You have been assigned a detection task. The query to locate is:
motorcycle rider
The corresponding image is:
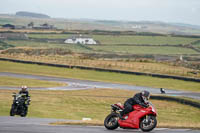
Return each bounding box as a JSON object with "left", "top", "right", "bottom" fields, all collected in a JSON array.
[
  {"left": 119, "top": 90, "right": 150, "bottom": 120},
  {"left": 19, "top": 85, "right": 31, "bottom": 112}
]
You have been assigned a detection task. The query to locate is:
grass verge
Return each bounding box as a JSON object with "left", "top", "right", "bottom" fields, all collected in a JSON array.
[
  {"left": 0, "top": 89, "right": 199, "bottom": 129},
  {"left": 0, "top": 60, "right": 200, "bottom": 92},
  {"left": 0, "top": 76, "right": 66, "bottom": 88}
]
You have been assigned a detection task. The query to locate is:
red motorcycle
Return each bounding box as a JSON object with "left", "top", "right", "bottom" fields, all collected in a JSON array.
[{"left": 104, "top": 102, "right": 157, "bottom": 132}]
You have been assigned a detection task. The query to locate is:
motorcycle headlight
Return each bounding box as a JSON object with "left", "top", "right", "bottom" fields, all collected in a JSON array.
[{"left": 152, "top": 107, "right": 156, "bottom": 113}]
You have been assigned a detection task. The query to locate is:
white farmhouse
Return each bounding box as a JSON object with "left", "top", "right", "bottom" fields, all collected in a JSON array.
[{"left": 64, "top": 35, "right": 97, "bottom": 45}]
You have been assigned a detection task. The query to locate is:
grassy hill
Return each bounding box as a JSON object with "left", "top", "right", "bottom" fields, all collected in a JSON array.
[
  {"left": 16, "top": 11, "right": 50, "bottom": 19},
  {"left": 1, "top": 14, "right": 200, "bottom": 35}
]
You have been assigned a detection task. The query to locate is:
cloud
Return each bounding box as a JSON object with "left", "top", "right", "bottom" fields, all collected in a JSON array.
[{"left": 0, "top": 0, "right": 200, "bottom": 25}]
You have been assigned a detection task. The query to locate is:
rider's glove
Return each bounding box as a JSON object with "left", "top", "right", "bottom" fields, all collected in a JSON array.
[
  {"left": 141, "top": 103, "right": 148, "bottom": 108},
  {"left": 27, "top": 98, "right": 31, "bottom": 105}
]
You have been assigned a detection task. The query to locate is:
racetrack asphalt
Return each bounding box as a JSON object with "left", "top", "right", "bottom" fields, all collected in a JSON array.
[
  {"left": 0, "top": 116, "right": 199, "bottom": 133},
  {"left": 0, "top": 72, "right": 200, "bottom": 99}
]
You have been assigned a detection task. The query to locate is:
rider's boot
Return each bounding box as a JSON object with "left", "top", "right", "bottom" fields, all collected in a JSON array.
[{"left": 119, "top": 111, "right": 125, "bottom": 120}]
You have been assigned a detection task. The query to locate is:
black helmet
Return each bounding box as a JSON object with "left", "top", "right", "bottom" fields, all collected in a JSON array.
[{"left": 141, "top": 90, "right": 150, "bottom": 101}]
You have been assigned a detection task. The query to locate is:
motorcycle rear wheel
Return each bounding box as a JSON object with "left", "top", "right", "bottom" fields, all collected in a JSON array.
[
  {"left": 104, "top": 113, "right": 119, "bottom": 130},
  {"left": 140, "top": 115, "right": 157, "bottom": 132}
]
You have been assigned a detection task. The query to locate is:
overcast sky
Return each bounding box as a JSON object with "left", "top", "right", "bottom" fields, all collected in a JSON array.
[{"left": 1, "top": 0, "right": 200, "bottom": 25}]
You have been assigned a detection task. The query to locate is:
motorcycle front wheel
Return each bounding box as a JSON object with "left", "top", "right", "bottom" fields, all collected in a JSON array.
[
  {"left": 10, "top": 105, "right": 15, "bottom": 116},
  {"left": 104, "top": 113, "right": 119, "bottom": 130},
  {"left": 20, "top": 112, "right": 27, "bottom": 117},
  {"left": 20, "top": 107, "right": 27, "bottom": 117},
  {"left": 140, "top": 115, "right": 157, "bottom": 132}
]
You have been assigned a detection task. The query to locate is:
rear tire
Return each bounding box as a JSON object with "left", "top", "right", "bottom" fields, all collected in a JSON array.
[
  {"left": 140, "top": 115, "right": 157, "bottom": 132},
  {"left": 104, "top": 113, "right": 119, "bottom": 130}
]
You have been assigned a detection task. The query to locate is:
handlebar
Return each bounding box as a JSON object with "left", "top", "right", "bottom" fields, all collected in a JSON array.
[{"left": 12, "top": 93, "right": 26, "bottom": 97}]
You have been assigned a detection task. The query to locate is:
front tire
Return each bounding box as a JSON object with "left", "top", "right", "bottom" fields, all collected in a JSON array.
[
  {"left": 20, "top": 107, "right": 27, "bottom": 117},
  {"left": 20, "top": 111, "right": 27, "bottom": 117},
  {"left": 10, "top": 105, "right": 15, "bottom": 116},
  {"left": 140, "top": 115, "right": 157, "bottom": 132},
  {"left": 104, "top": 113, "right": 119, "bottom": 130}
]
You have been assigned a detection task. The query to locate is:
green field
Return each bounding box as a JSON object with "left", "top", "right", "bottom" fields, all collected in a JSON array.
[
  {"left": 0, "top": 76, "right": 66, "bottom": 87},
  {"left": 0, "top": 60, "right": 200, "bottom": 92},
  {"left": 5, "top": 40, "right": 60, "bottom": 48},
  {"left": 27, "top": 33, "right": 199, "bottom": 45},
  {"left": 5, "top": 33, "right": 200, "bottom": 55},
  {"left": 89, "top": 45, "right": 199, "bottom": 54},
  {"left": 5, "top": 40, "right": 200, "bottom": 55},
  {"left": 92, "top": 35, "right": 199, "bottom": 45},
  {"left": 0, "top": 89, "right": 199, "bottom": 128},
  {"left": 28, "top": 33, "right": 70, "bottom": 39},
  {"left": 5, "top": 40, "right": 93, "bottom": 53}
]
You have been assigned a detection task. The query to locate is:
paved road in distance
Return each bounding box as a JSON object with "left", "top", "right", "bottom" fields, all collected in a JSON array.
[{"left": 0, "top": 72, "right": 200, "bottom": 99}]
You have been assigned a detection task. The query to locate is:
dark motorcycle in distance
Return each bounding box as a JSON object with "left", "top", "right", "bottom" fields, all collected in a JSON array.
[
  {"left": 10, "top": 93, "right": 29, "bottom": 117},
  {"left": 104, "top": 102, "right": 157, "bottom": 132}
]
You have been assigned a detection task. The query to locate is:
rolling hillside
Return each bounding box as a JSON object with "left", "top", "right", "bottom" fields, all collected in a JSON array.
[
  {"left": 0, "top": 14, "right": 200, "bottom": 35},
  {"left": 16, "top": 11, "right": 50, "bottom": 18}
]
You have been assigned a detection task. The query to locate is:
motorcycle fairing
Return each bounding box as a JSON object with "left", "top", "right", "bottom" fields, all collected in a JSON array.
[{"left": 118, "top": 105, "right": 154, "bottom": 129}]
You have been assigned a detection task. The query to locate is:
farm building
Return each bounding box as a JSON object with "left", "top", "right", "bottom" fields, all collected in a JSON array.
[
  {"left": 1, "top": 24, "right": 15, "bottom": 29},
  {"left": 33, "top": 23, "right": 56, "bottom": 30},
  {"left": 1, "top": 24, "right": 26, "bottom": 29},
  {"left": 64, "top": 35, "right": 97, "bottom": 44}
]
